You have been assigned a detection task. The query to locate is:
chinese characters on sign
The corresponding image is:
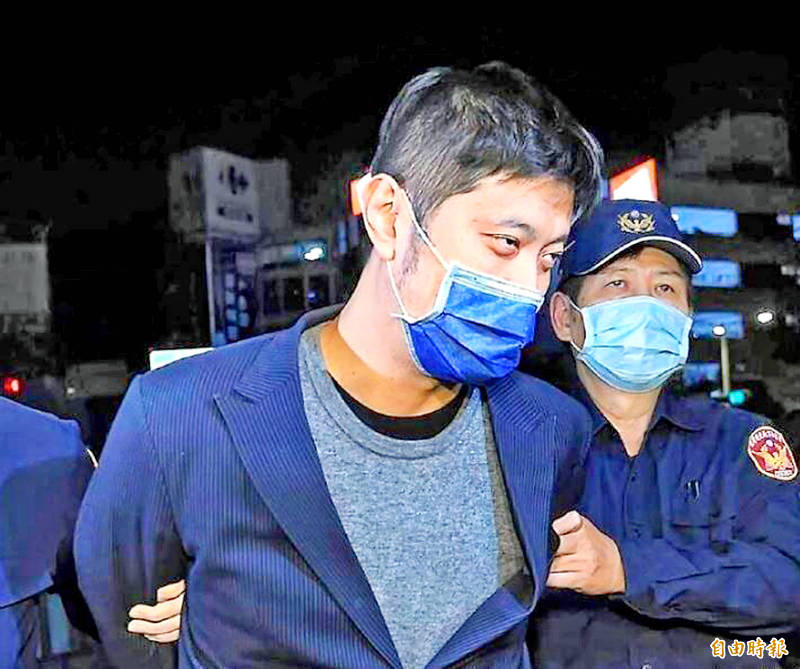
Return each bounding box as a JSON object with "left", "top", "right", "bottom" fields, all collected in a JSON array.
[{"left": 710, "top": 637, "right": 788, "bottom": 659}]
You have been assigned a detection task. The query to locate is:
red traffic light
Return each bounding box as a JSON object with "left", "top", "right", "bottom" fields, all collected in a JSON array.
[{"left": 2, "top": 376, "right": 25, "bottom": 397}]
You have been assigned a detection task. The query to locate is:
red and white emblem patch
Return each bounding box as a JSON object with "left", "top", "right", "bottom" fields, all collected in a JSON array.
[{"left": 747, "top": 426, "right": 797, "bottom": 481}]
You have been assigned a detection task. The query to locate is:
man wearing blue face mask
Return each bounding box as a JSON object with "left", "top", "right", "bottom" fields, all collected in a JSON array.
[
  {"left": 527, "top": 199, "right": 800, "bottom": 668},
  {"left": 75, "top": 62, "right": 605, "bottom": 668}
]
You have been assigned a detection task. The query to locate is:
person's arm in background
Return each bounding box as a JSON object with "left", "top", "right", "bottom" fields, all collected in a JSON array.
[
  {"left": 51, "top": 438, "right": 98, "bottom": 640},
  {"left": 0, "top": 414, "right": 95, "bottom": 667},
  {"left": 74, "top": 376, "right": 187, "bottom": 667}
]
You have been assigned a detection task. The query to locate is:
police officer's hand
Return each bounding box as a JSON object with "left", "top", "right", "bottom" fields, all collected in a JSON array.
[
  {"left": 546, "top": 511, "right": 626, "bottom": 596},
  {"left": 126, "top": 579, "right": 186, "bottom": 643}
]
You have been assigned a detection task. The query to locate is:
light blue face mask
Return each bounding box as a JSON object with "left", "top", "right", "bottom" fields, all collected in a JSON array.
[
  {"left": 358, "top": 174, "right": 545, "bottom": 385},
  {"left": 569, "top": 295, "right": 693, "bottom": 393}
]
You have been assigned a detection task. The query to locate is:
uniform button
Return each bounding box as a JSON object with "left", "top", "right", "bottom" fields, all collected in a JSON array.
[{"left": 632, "top": 528, "right": 642, "bottom": 538}]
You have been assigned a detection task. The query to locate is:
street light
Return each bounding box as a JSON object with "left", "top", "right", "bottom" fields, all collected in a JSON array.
[
  {"left": 303, "top": 246, "right": 325, "bottom": 262},
  {"left": 712, "top": 325, "right": 731, "bottom": 396},
  {"left": 755, "top": 309, "right": 775, "bottom": 326}
]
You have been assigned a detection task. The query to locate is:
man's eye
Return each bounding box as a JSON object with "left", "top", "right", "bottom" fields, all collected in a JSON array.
[
  {"left": 606, "top": 279, "right": 625, "bottom": 288},
  {"left": 490, "top": 235, "right": 520, "bottom": 255},
  {"left": 542, "top": 252, "right": 563, "bottom": 270},
  {"left": 657, "top": 284, "right": 675, "bottom": 293}
]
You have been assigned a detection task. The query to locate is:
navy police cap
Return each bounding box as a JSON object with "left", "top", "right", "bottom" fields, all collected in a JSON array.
[{"left": 559, "top": 199, "right": 703, "bottom": 278}]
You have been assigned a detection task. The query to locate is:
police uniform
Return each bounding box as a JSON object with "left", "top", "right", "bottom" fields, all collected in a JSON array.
[
  {"left": 530, "top": 382, "right": 800, "bottom": 668},
  {"left": 527, "top": 200, "right": 800, "bottom": 668},
  {"left": 0, "top": 396, "right": 96, "bottom": 667}
]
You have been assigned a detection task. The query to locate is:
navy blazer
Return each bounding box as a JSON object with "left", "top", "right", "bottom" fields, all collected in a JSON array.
[
  {"left": 75, "top": 308, "right": 592, "bottom": 668},
  {"left": 0, "top": 397, "right": 94, "bottom": 668}
]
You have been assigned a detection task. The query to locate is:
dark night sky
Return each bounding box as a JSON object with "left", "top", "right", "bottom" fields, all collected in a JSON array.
[{"left": 0, "top": 28, "right": 797, "bottom": 368}]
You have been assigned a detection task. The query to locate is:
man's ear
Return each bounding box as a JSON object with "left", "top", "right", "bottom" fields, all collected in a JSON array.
[
  {"left": 361, "top": 175, "right": 404, "bottom": 261},
  {"left": 550, "top": 291, "right": 577, "bottom": 344}
]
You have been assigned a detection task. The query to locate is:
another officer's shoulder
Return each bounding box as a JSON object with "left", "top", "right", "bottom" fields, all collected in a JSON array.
[{"left": 0, "top": 396, "right": 85, "bottom": 467}]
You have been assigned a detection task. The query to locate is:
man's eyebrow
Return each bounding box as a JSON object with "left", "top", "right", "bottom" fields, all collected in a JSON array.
[
  {"left": 597, "top": 266, "right": 634, "bottom": 275},
  {"left": 654, "top": 269, "right": 686, "bottom": 279},
  {"left": 545, "top": 234, "right": 569, "bottom": 248},
  {"left": 490, "top": 218, "right": 537, "bottom": 240}
]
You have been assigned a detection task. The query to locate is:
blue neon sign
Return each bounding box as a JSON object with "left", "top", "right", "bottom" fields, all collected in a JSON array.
[
  {"left": 691, "top": 311, "right": 745, "bottom": 339},
  {"left": 683, "top": 362, "right": 721, "bottom": 387},
  {"left": 691, "top": 259, "right": 741, "bottom": 288},
  {"left": 671, "top": 206, "right": 738, "bottom": 237}
]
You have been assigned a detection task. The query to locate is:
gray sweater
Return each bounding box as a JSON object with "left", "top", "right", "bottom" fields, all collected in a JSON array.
[{"left": 298, "top": 325, "right": 524, "bottom": 668}]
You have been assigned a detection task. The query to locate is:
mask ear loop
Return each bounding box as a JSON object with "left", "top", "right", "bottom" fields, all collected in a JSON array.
[
  {"left": 385, "top": 175, "right": 449, "bottom": 270},
  {"left": 357, "top": 172, "right": 420, "bottom": 322},
  {"left": 564, "top": 295, "right": 587, "bottom": 355},
  {"left": 362, "top": 172, "right": 451, "bottom": 322},
  {"left": 386, "top": 256, "right": 412, "bottom": 321}
]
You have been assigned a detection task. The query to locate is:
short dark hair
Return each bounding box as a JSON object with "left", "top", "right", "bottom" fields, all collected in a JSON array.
[
  {"left": 556, "top": 246, "right": 693, "bottom": 307},
  {"left": 370, "top": 61, "right": 604, "bottom": 227}
]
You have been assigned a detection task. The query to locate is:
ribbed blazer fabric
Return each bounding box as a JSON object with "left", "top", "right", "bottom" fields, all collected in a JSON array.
[{"left": 75, "top": 307, "right": 592, "bottom": 668}]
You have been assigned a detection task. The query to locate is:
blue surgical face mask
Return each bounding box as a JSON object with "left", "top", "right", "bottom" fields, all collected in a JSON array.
[
  {"left": 361, "top": 175, "right": 545, "bottom": 385},
  {"left": 569, "top": 295, "right": 693, "bottom": 393}
]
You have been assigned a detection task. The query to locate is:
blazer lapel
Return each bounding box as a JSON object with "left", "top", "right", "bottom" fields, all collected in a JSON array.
[
  {"left": 429, "top": 374, "right": 556, "bottom": 667},
  {"left": 485, "top": 373, "right": 555, "bottom": 606},
  {"left": 214, "top": 314, "right": 401, "bottom": 669}
]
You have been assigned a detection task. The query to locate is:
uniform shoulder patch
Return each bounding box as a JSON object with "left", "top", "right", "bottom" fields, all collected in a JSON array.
[{"left": 747, "top": 426, "right": 797, "bottom": 481}]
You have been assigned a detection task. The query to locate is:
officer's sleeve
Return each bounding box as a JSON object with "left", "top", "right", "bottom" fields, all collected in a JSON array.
[
  {"left": 74, "top": 375, "right": 185, "bottom": 667},
  {"left": 50, "top": 427, "right": 99, "bottom": 639},
  {"left": 616, "top": 424, "right": 800, "bottom": 633},
  {"left": 0, "top": 416, "right": 95, "bottom": 662}
]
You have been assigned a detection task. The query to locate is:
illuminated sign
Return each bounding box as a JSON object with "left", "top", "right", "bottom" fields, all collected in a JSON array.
[
  {"left": 149, "top": 348, "right": 213, "bottom": 371},
  {"left": 794, "top": 214, "right": 800, "bottom": 242},
  {"left": 670, "top": 206, "right": 738, "bottom": 237},
  {"left": 256, "top": 239, "right": 328, "bottom": 266},
  {"left": 691, "top": 259, "right": 741, "bottom": 288},
  {"left": 609, "top": 158, "right": 658, "bottom": 202},
  {"left": 298, "top": 240, "right": 327, "bottom": 262},
  {"left": 683, "top": 362, "right": 721, "bottom": 387},
  {"left": 691, "top": 311, "right": 745, "bottom": 339}
]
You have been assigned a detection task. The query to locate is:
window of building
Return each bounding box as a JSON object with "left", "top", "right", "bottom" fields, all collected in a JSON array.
[
  {"left": 284, "top": 277, "right": 305, "bottom": 312},
  {"left": 263, "top": 279, "right": 281, "bottom": 316},
  {"left": 307, "top": 275, "right": 330, "bottom": 310}
]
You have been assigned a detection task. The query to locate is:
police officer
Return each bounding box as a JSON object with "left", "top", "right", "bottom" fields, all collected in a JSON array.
[
  {"left": 527, "top": 199, "right": 800, "bottom": 669},
  {"left": 0, "top": 393, "right": 184, "bottom": 666},
  {"left": 0, "top": 395, "right": 96, "bottom": 667}
]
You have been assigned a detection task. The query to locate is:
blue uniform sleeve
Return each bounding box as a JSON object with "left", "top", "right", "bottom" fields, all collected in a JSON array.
[
  {"left": 74, "top": 376, "right": 185, "bottom": 667},
  {"left": 617, "top": 421, "right": 800, "bottom": 633},
  {"left": 50, "top": 423, "right": 99, "bottom": 639},
  {"left": 0, "top": 414, "right": 94, "bottom": 665}
]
